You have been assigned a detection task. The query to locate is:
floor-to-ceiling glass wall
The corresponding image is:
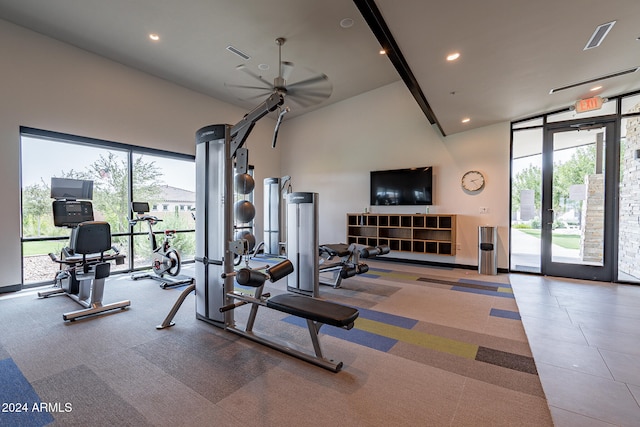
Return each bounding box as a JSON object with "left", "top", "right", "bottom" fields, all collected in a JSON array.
[
  {"left": 130, "top": 153, "right": 196, "bottom": 271},
  {"left": 511, "top": 119, "right": 543, "bottom": 273},
  {"left": 20, "top": 128, "right": 195, "bottom": 288},
  {"left": 510, "top": 91, "right": 640, "bottom": 284}
]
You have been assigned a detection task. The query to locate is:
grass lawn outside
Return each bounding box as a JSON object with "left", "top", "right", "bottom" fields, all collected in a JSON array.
[
  {"left": 517, "top": 228, "right": 581, "bottom": 250},
  {"left": 22, "top": 240, "right": 67, "bottom": 257}
]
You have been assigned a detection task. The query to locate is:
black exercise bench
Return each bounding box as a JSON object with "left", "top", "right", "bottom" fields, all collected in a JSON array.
[{"left": 221, "top": 260, "right": 359, "bottom": 372}]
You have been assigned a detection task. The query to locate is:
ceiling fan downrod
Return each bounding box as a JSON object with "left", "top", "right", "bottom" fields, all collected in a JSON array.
[{"left": 275, "top": 37, "right": 286, "bottom": 90}]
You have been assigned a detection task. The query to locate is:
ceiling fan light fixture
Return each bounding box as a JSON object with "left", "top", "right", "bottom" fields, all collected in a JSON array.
[{"left": 225, "top": 37, "right": 332, "bottom": 109}]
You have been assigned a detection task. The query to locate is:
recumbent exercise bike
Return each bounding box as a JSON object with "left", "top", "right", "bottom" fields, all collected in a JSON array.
[{"left": 38, "top": 180, "right": 130, "bottom": 321}]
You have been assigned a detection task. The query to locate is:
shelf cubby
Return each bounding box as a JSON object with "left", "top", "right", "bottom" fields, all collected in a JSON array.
[{"left": 346, "top": 213, "right": 456, "bottom": 256}]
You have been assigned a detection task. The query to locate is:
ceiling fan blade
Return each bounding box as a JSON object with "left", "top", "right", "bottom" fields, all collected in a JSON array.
[
  {"left": 225, "top": 83, "right": 274, "bottom": 91},
  {"left": 235, "top": 64, "right": 273, "bottom": 89},
  {"left": 286, "top": 93, "right": 328, "bottom": 107},
  {"left": 287, "top": 87, "right": 332, "bottom": 99},
  {"left": 280, "top": 61, "right": 294, "bottom": 81},
  {"left": 286, "top": 73, "right": 330, "bottom": 90},
  {"left": 243, "top": 90, "right": 276, "bottom": 100},
  {"left": 285, "top": 94, "right": 316, "bottom": 108}
]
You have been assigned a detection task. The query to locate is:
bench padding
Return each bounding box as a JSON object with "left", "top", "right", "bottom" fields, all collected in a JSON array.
[
  {"left": 267, "top": 294, "right": 359, "bottom": 328},
  {"left": 320, "top": 243, "right": 351, "bottom": 257}
]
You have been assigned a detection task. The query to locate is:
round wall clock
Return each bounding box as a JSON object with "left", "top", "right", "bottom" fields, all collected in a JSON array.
[{"left": 461, "top": 170, "right": 485, "bottom": 192}]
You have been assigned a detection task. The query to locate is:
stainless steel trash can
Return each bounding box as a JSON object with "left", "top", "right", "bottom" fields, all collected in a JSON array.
[{"left": 478, "top": 226, "right": 497, "bottom": 275}]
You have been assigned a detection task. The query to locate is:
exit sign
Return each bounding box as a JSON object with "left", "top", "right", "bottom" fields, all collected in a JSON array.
[{"left": 575, "top": 96, "right": 604, "bottom": 113}]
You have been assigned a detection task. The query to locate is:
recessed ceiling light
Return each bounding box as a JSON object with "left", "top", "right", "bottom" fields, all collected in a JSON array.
[
  {"left": 379, "top": 49, "right": 387, "bottom": 55},
  {"left": 447, "top": 52, "right": 460, "bottom": 61},
  {"left": 258, "top": 63, "right": 270, "bottom": 71},
  {"left": 149, "top": 33, "right": 160, "bottom": 41},
  {"left": 340, "top": 18, "right": 354, "bottom": 29},
  {"left": 590, "top": 85, "right": 602, "bottom": 91},
  {"left": 462, "top": 118, "right": 471, "bottom": 123}
]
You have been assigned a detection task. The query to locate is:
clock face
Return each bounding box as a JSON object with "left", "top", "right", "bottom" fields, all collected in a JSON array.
[{"left": 461, "top": 171, "right": 485, "bottom": 192}]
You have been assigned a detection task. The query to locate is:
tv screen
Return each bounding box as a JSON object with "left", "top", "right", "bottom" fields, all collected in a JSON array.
[
  {"left": 50, "top": 178, "right": 94, "bottom": 200},
  {"left": 370, "top": 167, "right": 432, "bottom": 206}
]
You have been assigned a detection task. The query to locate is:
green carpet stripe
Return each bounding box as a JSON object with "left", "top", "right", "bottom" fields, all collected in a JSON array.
[{"left": 355, "top": 318, "right": 479, "bottom": 359}]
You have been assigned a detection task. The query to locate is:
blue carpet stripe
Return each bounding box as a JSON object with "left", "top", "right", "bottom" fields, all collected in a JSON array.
[
  {"left": 451, "top": 286, "right": 515, "bottom": 299},
  {"left": 0, "top": 358, "right": 54, "bottom": 426},
  {"left": 355, "top": 307, "right": 419, "bottom": 329},
  {"left": 282, "top": 316, "right": 398, "bottom": 352},
  {"left": 458, "top": 278, "right": 512, "bottom": 288},
  {"left": 490, "top": 308, "right": 521, "bottom": 320},
  {"left": 358, "top": 273, "right": 382, "bottom": 279}
]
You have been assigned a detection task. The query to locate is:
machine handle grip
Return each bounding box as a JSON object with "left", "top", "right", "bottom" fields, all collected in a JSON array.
[
  {"left": 266, "top": 259, "right": 294, "bottom": 282},
  {"left": 220, "top": 301, "right": 247, "bottom": 312}
]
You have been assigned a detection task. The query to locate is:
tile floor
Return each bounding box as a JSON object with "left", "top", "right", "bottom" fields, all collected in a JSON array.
[{"left": 510, "top": 273, "right": 640, "bottom": 426}]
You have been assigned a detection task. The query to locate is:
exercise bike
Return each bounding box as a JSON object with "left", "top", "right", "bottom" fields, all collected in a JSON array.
[
  {"left": 129, "top": 202, "right": 193, "bottom": 289},
  {"left": 38, "top": 178, "right": 131, "bottom": 321}
]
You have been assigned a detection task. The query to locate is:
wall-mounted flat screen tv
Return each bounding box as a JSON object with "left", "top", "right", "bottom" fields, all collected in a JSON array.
[
  {"left": 370, "top": 167, "right": 432, "bottom": 206},
  {"left": 50, "top": 177, "right": 94, "bottom": 200}
]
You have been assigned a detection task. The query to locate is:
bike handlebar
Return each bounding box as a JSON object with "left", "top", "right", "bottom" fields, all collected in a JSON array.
[{"left": 128, "top": 215, "right": 163, "bottom": 225}]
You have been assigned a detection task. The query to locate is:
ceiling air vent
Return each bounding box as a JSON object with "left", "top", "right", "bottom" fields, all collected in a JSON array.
[
  {"left": 584, "top": 21, "right": 616, "bottom": 50},
  {"left": 226, "top": 45, "right": 251, "bottom": 60},
  {"left": 549, "top": 67, "right": 639, "bottom": 93}
]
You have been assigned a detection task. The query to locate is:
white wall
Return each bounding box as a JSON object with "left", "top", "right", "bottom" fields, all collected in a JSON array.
[
  {"left": 1, "top": 17, "right": 513, "bottom": 291},
  {"left": 0, "top": 19, "right": 279, "bottom": 289},
  {"left": 279, "top": 81, "right": 511, "bottom": 268}
]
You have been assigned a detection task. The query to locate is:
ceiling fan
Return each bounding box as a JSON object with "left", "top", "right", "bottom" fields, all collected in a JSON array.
[{"left": 225, "top": 37, "right": 333, "bottom": 110}]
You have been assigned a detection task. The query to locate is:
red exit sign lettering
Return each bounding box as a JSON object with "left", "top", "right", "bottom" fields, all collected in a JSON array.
[{"left": 575, "top": 96, "right": 604, "bottom": 113}]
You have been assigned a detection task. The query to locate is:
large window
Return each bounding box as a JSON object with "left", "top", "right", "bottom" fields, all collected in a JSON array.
[
  {"left": 20, "top": 128, "right": 195, "bottom": 287},
  {"left": 510, "top": 90, "right": 640, "bottom": 284}
]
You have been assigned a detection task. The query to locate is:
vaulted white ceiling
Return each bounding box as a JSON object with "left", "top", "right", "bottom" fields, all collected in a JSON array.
[{"left": 1, "top": 0, "right": 638, "bottom": 135}]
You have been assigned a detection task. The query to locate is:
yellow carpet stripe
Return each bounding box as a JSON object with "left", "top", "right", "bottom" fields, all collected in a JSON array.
[
  {"left": 498, "top": 287, "right": 513, "bottom": 294},
  {"left": 355, "top": 318, "right": 479, "bottom": 359}
]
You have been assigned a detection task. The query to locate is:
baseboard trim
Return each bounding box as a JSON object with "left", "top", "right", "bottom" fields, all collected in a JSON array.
[
  {"left": 0, "top": 283, "right": 23, "bottom": 294},
  {"left": 372, "top": 256, "right": 508, "bottom": 274}
]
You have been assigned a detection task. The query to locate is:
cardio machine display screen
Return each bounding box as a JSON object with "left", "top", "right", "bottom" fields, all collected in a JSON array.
[{"left": 52, "top": 200, "right": 94, "bottom": 227}]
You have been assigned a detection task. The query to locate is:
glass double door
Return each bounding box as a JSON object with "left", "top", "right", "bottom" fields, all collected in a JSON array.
[{"left": 541, "top": 119, "right": 616, "bottom": 281}]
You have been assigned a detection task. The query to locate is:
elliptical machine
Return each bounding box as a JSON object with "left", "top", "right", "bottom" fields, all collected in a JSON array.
[{"left": 129, "top": 202, "right": 193, "bottom": 289}]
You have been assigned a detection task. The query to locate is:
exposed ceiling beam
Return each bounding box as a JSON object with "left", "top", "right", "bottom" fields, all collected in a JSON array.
[{"left": 353, "top": 0, "right": 445, "bottom": 136}]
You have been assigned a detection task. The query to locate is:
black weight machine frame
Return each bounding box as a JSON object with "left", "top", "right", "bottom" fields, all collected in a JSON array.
[{"left": 160, "top": 93, "right": 360, "bottom": 371}]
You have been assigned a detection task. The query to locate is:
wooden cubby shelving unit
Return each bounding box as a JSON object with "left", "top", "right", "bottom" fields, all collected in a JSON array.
[{"left": 346, "top": 213, "right": 456, "bottom": 256}]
